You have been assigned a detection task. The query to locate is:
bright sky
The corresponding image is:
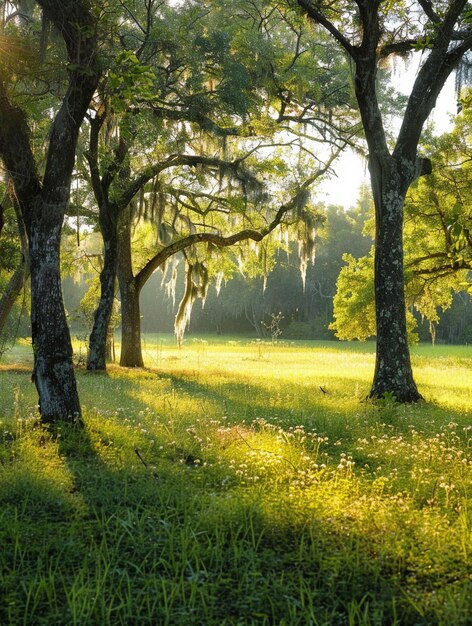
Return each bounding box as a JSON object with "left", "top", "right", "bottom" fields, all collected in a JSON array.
[{"left": 318, "top": 59, "right": 458, "bottom": 209}]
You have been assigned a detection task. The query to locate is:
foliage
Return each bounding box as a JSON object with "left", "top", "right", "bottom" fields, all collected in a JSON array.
[
  {"left": 330, "top": 251, "right": 376, "bottom": 341},
  {"left": 0, "top": 203, "right": 21, "bottom": 273},
  {"left": 77, "top": 0, "right": 359, "bottom": 358},
  {"left": 331, "top": 106, "right": 472, "bottom": 344},
  {"left": 405, "top": 95, "right": 472, "bottom": 279},
  {"left": 0, "top": 339, "right": 471, "bottom": 624},
  {"left": 330, "top": 250, "right": 420, "bottom": 344}
]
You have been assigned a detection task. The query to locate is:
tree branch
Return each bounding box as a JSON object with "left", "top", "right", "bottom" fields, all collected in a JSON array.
[
  {"left": 36, "top": 0, "right": 100, "bottom": 207},
  {"left": 116, "top": 153, "right": 263, "bottom": 212},
  {"left": 378, "top": 39, "right": 421, "bottom": 59},
  {"left": 296, "top": 0, "right": 357, "bottom": 57},
  {"left": 416, "top": 0, "right": 441, "bottom": 24},
  {"left": 135, "top": 150, "right": 340, "bottom": 291}
]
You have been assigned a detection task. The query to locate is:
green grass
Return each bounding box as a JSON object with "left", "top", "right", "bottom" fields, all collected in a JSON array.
[{"left": 0, "top": 336, "right": 471, "bottom": 625}]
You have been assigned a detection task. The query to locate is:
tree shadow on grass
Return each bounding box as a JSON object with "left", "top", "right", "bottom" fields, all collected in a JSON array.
[{"left": 1, "top": 366, "right": 470, "bottom": 625}]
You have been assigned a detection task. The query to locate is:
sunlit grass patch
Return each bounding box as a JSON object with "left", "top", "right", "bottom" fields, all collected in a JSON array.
[{"left": 0, "top": 337, "right": 471, "bottom": 624}]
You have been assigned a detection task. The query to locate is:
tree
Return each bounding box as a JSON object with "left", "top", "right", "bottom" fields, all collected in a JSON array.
[
  {"left": 0, "top": 0, "right": 100, "bottom": 422},
  {"left": 83, "top": 0, "right": 355, "bottom": 369},
  {"left": 294, "top": 0, "right": 472, "bottom": 401}
]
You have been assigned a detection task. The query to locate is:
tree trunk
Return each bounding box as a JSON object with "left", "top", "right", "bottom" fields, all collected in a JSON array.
[
  {"left": 87, "top": 211, "right": 118, "bottom": 371},
  {"left": 29, "top": 217, "right": 81, "bottom": 422},
  {"left": 117, "top": 208, "right": 144, "bottom": 367},
  {"left": 106, "top": 324, "right": 115, "bottom": 362},
  {"left": 369, "top": 156, "right": 422, "bottom": 402},
  {"left": 0, "top": 0, "right": 100, "bottom": 424},
  {"left": 118, "top": 277, "right": 144, "bottom": 367}
]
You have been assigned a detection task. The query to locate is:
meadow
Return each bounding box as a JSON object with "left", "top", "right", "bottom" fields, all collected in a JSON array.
[{"left": 0, "top": 336, "right": 471, "bottom": 625}]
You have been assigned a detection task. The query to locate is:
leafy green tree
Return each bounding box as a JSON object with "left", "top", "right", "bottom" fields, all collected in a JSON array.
[
  {"left": 293, "top": 0, "right": 472, "bottom": 401},
  {"left": 331, "top": 249, "right": 427, "bottom": 344},
  {"left": 83, "top": 0, "right": 354, "bottom": 369},
  {"left": 301, "top": 191, "right": 372, "bottom": 327}
]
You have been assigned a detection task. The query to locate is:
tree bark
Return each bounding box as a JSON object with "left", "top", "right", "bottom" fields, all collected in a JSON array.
[
  {"left": 117, "top": 208, "right": 144, "bottom": 367},
  {"left": 29, "top": 215, "right": 82, "bottom": 421},
  {"left": 368, "top": 155, "right": 422, "bottom": 402},
  {"left": 118, "top": 276, "right": 144, "bottom": 368},
  {"left": 87, "top": 209, "right": 118, "bottom": 371}
]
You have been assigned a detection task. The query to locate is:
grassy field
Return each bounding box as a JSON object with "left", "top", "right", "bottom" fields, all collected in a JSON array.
[{"left": 0, "top": 336, "right": 471, "bottom": 625}]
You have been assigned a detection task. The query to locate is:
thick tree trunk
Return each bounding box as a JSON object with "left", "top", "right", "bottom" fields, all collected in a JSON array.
[
  {"left": 118, "top": 276, "right": 144, "bottom": 367},
  {"left": 29, "top": 217, "right": 81, "bottom": 422},
  {"left": 117, "top": 209, "right": 144, "bottom": 367},
  {"left": 0, "top": 0, "right": 100, "bottom": 424},
  {"left": 369, "top": 156, "right": 422, "bottom": 402},
  {"left": 87, "top": 213, "right": 118, "bottom": 371}
]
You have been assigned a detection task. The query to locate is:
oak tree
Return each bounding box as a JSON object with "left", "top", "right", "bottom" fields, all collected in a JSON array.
[
  {"left": 0, "top": 0, "right": 100, "bottom": 422},
  {"left": 294, "top": 0, "right": 472, "bottom": 401}
]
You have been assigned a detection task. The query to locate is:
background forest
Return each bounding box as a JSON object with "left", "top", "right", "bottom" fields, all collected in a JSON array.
[
  {"left": 57, "top": 182, "right": 472, "bottom": 347},
  {"left": 11, "top": 166, "right": 468, "bottom": 353}
]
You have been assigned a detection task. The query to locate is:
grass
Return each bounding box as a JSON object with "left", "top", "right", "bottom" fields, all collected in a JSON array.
[{"left": 0, "top": 335, "right": 471, "bottom": 625}]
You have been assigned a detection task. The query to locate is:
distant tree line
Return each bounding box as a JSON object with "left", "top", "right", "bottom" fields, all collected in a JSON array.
[{"left": 61, "top": 185, "right": 472, "bottom": 346}]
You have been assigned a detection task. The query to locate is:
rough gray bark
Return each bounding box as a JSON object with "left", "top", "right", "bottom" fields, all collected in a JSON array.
[
  {"left": 118, "top": 277, "right": 144, "bottom": 368},
  {"left": 87, "top": 211, "right": 118, "bottom": 370},
  {"left": 368, "top": 156, "right": 421, "bottom": 401},
  {"left": 29, "top": 220, "right": 81, "bottom": 420}
]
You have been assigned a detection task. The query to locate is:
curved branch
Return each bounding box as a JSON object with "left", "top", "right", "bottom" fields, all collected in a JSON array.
[
  {"left": 416, "top": 0, "right": 441, "bottom": 24},
  {"left": 150, "top": 104, "right": 242, "bottom": 137},
  {"left": 413, "top": 262, "right": 472, "bottom": 275},
  {"left": 406, "top": 251, "right": 449, "bottom": 267},
  {"left": 117, "top": 153, "right": 263, "bottom": 211},
  {"left": 135, "top": 151, "right": 339, "bottom": 291}
]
